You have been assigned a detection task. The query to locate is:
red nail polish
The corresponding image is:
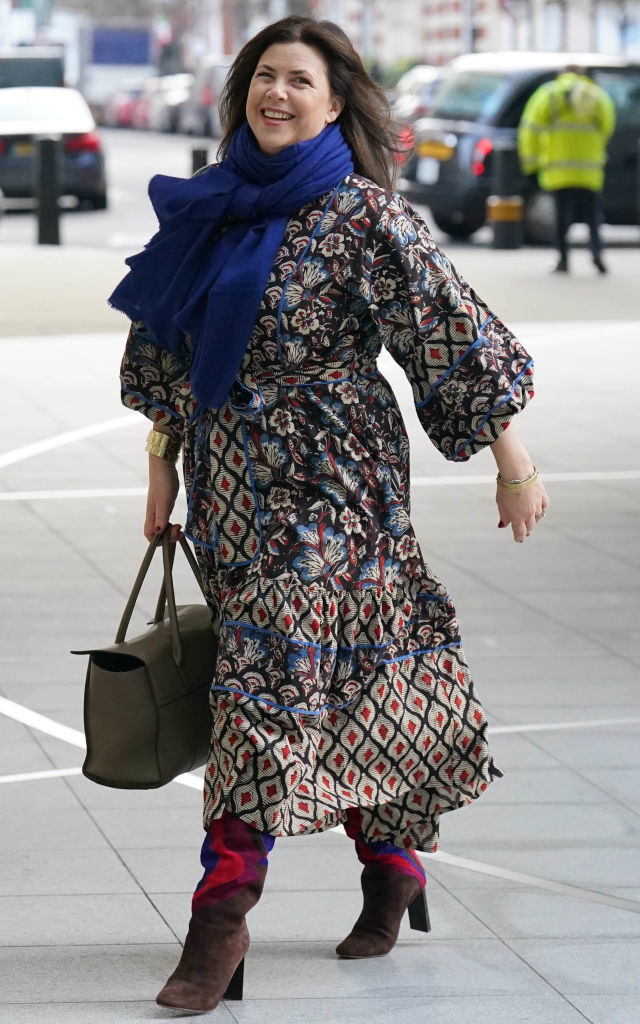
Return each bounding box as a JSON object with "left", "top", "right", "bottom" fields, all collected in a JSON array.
[
  {"left": 498, "top": 520, "right": 505, "bottom": 528},
  {"left": 154, "top": 526, "right": 161, "bottom": 533}
]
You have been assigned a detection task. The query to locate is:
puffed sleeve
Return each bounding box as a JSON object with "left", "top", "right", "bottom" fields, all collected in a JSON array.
[
  {"left": 119, "top": 321, "right": 197, "bottom": 438},
  {"left": 366, "top": 193, "right": 534, "bottom": 461}
]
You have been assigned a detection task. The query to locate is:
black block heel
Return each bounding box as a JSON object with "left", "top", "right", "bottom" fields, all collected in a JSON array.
[
  {"left": 407, "top": 889, "right": 431, "bottom": 933},
  {"left": 223, "top": 957, "right": 244, "bottom": 1000}
]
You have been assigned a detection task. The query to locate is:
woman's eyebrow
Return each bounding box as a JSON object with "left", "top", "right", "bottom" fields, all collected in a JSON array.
[{"left": 257, "top": 63, "right": 315, "bottom": 77}]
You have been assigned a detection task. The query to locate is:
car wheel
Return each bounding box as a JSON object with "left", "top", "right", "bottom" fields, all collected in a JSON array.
[
  {"left": 81, "top": 193, "right": 108, "bottom": 211},
  {"left": 431, "top": 213, "right": 482, "bottom": 239},
  {"left": 522, "top": 191, "right": 555, "bottom": 245}
]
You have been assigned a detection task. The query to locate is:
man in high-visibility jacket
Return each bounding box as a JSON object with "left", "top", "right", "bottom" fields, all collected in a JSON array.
[{"left": 518, "top": 65, "right": 616, "bottom": 274}]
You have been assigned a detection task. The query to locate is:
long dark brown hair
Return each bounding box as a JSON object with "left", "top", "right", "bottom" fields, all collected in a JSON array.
[{"left": 218, "top": 16, "right": 402, "bottom": 188}]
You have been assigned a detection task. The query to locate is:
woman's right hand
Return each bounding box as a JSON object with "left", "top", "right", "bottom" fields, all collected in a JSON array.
[{"left": 144, "top": 454, "right": 182, "bottom": 543}]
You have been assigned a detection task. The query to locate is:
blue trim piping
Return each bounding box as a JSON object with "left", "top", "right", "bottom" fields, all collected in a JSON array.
[
  {"left": 185, "top": 529, "right": 218, "bottom": 552},
  {"left": 378, "top": 641, "right": 462, "bottom": 666},
  {"left": 223, "top": 618, "right": 459, "bottom": 657},
  {"left": 210, "top": 684, "right": 357, "bottom": 717},
  {"left": 453, "top": 359, "right": 534, "bottom": 460},
  {"left": 121, "top": 387, "right": 184, "bottom": 423},
  {"left": 415, "top": 314, "right": 496, "bottom": 411}
]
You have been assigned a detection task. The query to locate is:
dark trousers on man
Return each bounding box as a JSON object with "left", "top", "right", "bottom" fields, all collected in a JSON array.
[{"left": 552, "top": 187, "right": 605, "bottom": 270}]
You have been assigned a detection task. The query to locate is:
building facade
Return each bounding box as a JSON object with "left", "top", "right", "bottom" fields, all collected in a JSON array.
[{"left": 315, "top": 0, "right": 639, "bottom": 68}]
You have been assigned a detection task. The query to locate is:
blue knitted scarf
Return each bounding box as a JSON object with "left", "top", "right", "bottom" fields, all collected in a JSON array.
[{"left": 109, "top": 121, "right": 354, "bottom": 409}]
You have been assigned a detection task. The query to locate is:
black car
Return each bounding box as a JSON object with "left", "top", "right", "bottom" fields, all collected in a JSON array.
[
  {"left": 0, "top": 87, "right": 108, "bottom": 209},
  {"left": 399, "top": 51, "right": 640, "bottom": 241}
]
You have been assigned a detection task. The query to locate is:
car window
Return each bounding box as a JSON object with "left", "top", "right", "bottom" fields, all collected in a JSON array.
[
  {"left": 430, "top": 71, "right": 512, "bottom": 122},
  {"left": 0, "top": 56, "right": 64, "bottom": 88},
  {"left": 590, "top": 68, "right": 640, "bottom": 128},
  {"left": 498, "top": 72, "right": 555, "bottom": 128}
]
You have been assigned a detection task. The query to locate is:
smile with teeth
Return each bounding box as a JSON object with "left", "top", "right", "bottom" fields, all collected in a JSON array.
[{"left": 262, "top": 108, "right": 294, "bottom": 121}]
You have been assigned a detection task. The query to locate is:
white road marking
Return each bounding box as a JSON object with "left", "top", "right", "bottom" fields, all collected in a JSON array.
[
  {"left": 427, "top": 850, "right": 640, "bottom": 914},
  {"left": 0, "top": 696, "right": 87, "bottom": 747},
  {"left": 0, "top": 470, "right": 638, "bottom": 502},
  {"left": 0, "top": 767, "right": 83, "bottom": 784},
  {"left": 0, "top": 487, "right": 148, "bottom": 501},
  {"left": 492, "top": 716, "right": 640, "bottom": 735},
  {"left": 0, "top": 417, "right": 135, "bottom": 470},
  {"left": 0, "top": 697, "right": 201, "bottom": 790},
  {"left": 411, "top": 470, "right": 640, "bottom": 486},
  {"left": 332, "top": 825, "right": 640, "bottom": 914}
]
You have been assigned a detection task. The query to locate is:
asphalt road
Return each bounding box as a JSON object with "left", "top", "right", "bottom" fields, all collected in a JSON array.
[{"left": 3, "top": 125, "right": 637, "bottom": 252}]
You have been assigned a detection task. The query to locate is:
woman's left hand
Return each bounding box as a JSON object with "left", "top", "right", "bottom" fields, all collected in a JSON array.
[{"left": 496, "top": 479, "right": 550, "bottom": 543}]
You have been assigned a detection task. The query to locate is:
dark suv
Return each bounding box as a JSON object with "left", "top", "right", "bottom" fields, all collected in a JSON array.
[{"left": 399, "top": 51, "right": 640, "bottom": 241}]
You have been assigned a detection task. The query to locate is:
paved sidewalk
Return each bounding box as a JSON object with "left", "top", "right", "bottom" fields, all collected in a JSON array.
[
  {"left": 3, "top": 239, "right": 640, "bottom": 336},
  {"left": 1, "top": 245, "right": 639, "bottom": 1024}
]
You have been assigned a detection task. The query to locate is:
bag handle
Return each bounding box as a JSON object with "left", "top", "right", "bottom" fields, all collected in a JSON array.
[{"left": 115, "top": 528, "right": 207, "bottom": 665}]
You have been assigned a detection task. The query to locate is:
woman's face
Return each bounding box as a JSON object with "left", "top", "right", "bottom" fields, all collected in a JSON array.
[{"left": 246, "top": 41, "right": 344, "bottom": 156}]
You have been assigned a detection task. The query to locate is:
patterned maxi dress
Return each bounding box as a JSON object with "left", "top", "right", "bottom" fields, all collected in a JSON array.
[{"left": 120, "top": 174, "right": 534, "bottom": 852}]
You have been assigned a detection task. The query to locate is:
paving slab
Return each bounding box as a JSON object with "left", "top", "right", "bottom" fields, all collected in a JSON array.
[
  {"left": 226, "top": 993, "right": 590, "bottom": 1024},
  {"left": 450, "top": 888, "right": 640, "bottom": 939},
  {"left": 0, "top": 848, "right": 140, "bottom": 897},
  {"left": 0, "top": 1003, "right": 236, "bottom": 1024},
  {"left": 0, "top": 806, "right": 110, "bottom": 851},
  {"left": 0, "top": 893, "right": 175, "bottom": 946},
  {"left": 569, "top": 995, "right": 640, "bottom": 1024},
  {"left": 0, "top": 944, "right": 187, "bottom": 1003},
  {"left": 508, "top": 938, "right": 640, "bottom": 996}
]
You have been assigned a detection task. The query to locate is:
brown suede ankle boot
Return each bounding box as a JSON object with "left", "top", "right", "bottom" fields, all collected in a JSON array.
[
  {"left": 336, "top": 866, "right": 429, "bottom": 958},
  {"left": 156, "top": 864, "right": 266, "bottom": 1013}
]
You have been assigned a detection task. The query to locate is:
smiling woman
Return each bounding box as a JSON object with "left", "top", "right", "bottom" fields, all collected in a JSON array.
[{"left": 108, "top": 12, "right": 547, "bottom": 1016}]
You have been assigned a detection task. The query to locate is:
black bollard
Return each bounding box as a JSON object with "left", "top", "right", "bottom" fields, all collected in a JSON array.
[
  {"left": 191, "top": 147, "right": 209, "bottom": 176},
  {"left": 637, "top": 138, "right": 640, "bottom": 236},
  {"left": 487, "top": 140, "right": 523, "bottom": 249},
  {"left": 36, "top": 136, "right": 61, "bottom": 245}
]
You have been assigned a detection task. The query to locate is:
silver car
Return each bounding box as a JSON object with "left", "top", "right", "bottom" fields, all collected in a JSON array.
[{"left": 0, "top": 86, "right": 108, "bottom": 209}]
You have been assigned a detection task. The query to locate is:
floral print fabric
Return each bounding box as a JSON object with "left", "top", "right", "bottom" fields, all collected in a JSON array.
[{"left": 120, "top": 174, "right": 534, "bottom": 851}]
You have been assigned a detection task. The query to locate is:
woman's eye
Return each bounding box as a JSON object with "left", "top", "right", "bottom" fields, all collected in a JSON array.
[{"left": 296, "top": 77, "right": 310, "bottom": 85}]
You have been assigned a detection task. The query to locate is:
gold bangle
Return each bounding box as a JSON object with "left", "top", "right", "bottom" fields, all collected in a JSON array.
[
  {"left": 145, "top": 428, "right": 181, "bottom": 464},
  {"left": 496, "top": 466, "right": 538, "bottom": 493}
]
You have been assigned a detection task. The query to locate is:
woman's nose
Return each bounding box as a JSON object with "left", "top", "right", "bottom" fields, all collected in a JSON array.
[{"left": 267, "top": 79, "right": 287, "bottom": 100}]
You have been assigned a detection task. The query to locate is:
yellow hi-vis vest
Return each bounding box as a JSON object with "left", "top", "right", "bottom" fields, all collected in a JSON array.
[{"left": 518, "top": 73, "right": 616, "bottom": 192}]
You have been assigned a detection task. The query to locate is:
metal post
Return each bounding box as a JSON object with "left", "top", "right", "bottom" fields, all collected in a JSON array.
[
  {"left": 486, "top": 140, "right": 523, "bottom": 249},
  {"left": 191, "top": 147, "right": 209, "bottom": 175},
  {"left": 637, "top": 138, "right": 640, "bottom": 239},
  {"left": 35, "top": 136, "right": 61, "bottom": 246}
]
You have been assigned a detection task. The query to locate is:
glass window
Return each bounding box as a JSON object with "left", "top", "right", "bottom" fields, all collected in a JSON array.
[
  {"left": 0, "top": 57, "right": 63, "bottom": 89},
  {"left": 430, "top": 71, "right": 511, "bottom": 122},
  {"left": 590, "top": 68, "right": 640, "bottom": 128}
]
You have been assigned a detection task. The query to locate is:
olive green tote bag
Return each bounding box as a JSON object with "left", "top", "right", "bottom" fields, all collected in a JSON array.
[{"left": 76, "top": 529, "right": 217, "bottom": 789}]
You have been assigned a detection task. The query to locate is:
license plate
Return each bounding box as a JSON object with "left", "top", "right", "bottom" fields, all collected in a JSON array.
[
  {"left": 13, "top": 141, "right": 34, "bottom": 157},
  {"left": 416, "top": 157, "right": 440, "bottom": 185},
  {"left": 416, "top": 140, "right": 453, "bottom": 161}
]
